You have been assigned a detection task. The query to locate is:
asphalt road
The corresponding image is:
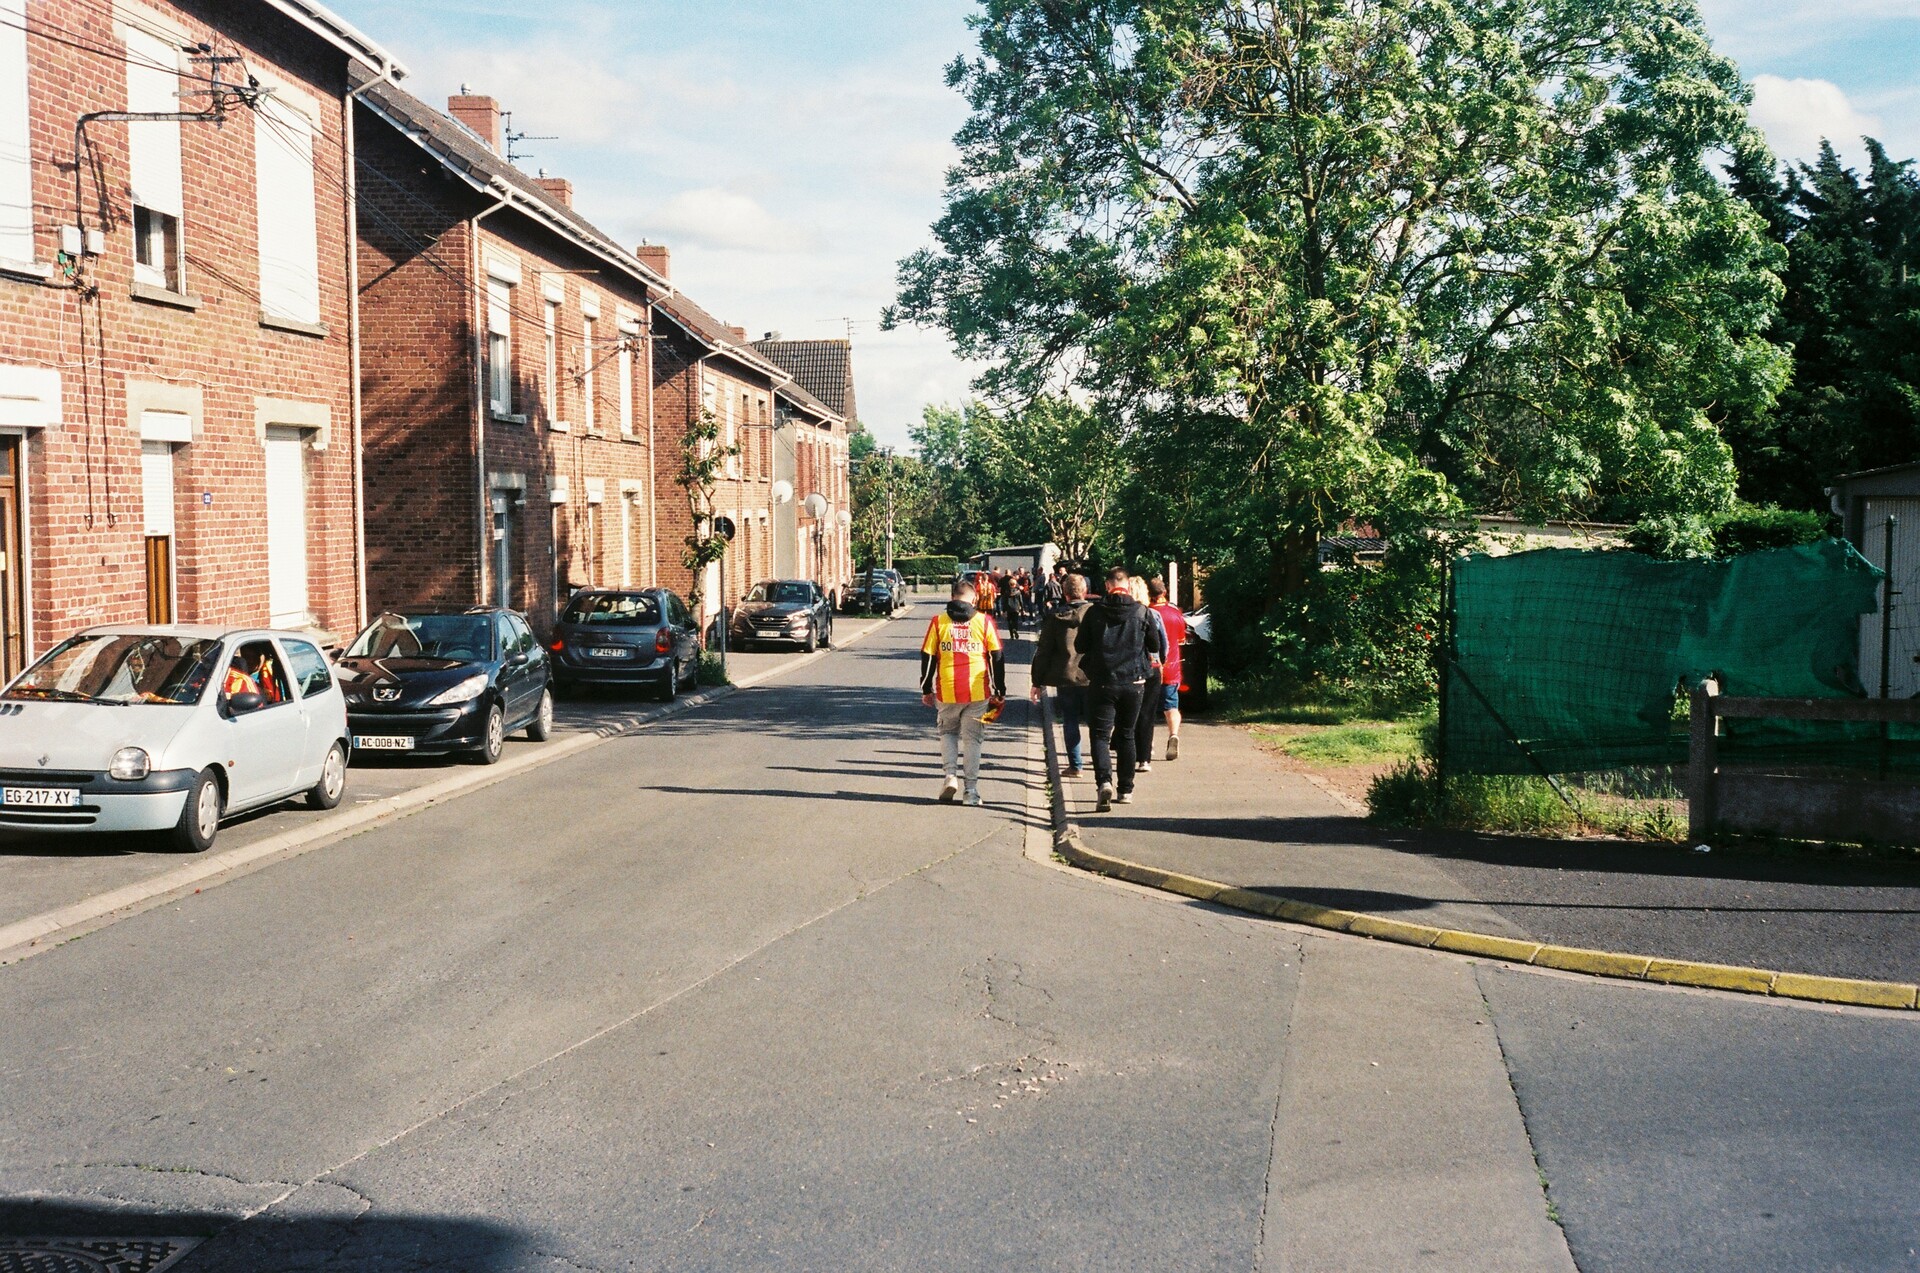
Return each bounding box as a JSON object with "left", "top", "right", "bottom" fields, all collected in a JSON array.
[{"left": 1, "top": 607, "right": 1914, "bottom": 1271}]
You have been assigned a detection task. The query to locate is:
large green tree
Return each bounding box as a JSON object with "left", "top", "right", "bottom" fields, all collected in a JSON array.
[
  {"left": 892, "top": 0, "right": 1788, "bottom": 607},
  {"left": 974, "top": 397, "right": 1129, "bottom": 565},
  {"left": 1728, "top": 139, "right": 1920, "bottom": 507}
]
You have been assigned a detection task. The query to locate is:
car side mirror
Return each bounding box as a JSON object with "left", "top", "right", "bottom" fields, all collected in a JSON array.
[
  {"left": 506, "top": 650, "right": 529, "bottom": 668},
  {"left": 226, "top": 691, "right": 264, "bottom": 715}
]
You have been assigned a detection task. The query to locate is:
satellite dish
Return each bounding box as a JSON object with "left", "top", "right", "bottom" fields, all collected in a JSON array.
[
  {"left": 838, "top": 510, "right": 852, "bottom": 526},
  {"left": 803, "top": 493, "right": 828, "bottom": 519},
  {"left": 772, "top": 480, "right": 794, "bottom": 505}
]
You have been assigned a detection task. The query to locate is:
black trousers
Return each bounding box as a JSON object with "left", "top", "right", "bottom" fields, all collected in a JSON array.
[
  {"left": 1090, "top": 682, "right": 1146, "bottom": 794},
  {"left": 1136, "top": 671, "right": 1162, "bottom": 763}
]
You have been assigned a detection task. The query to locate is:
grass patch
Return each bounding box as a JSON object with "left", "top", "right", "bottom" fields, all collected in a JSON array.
[
  {"left": 1209, "top": 674, "right": 1431, "bottom": 727},
  {"left": 1254, "top": 717, "right": 1428, "bottom": 766},
  {"left": 697, "top": 651, "right": 732, "bottom": 687},
  {"left": 1367, "top": 761, "right": 1686, "bottom": 840}
]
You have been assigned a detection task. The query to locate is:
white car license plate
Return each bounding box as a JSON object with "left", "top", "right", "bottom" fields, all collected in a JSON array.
[
  {"left": 354, "top": 735, "right": 416, "bottom": 751},
  {"left": 586, "top": 647, "right": 631, "bottom": 659},
  {"left": 4, "top": 786, "right": 79, "bottom": 807}
]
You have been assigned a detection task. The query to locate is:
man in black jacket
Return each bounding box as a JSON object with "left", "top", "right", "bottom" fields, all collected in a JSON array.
[
  {"left": 1029, "top": 573, "right": 1093, "bottom": 775},
  {"left": 1074, "top": 567, "right": 1159, "bottom": 811}
]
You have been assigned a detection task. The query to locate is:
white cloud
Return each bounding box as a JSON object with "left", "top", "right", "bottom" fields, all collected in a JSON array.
[
  {"left": 649, "top": 189, "right": 817, "bottom": 253},
  {"left": 1748, "top": 75, "right": 1883, "bottom": 166}
]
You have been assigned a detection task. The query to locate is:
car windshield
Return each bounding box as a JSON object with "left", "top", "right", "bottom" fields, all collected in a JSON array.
[
  {"left": 749, "top": 583, "right": 812, "bottom": 605},
  {"left": 562, "top": 593, "right": 662, "bottom": 626},
  {"left": 5, "top": 633, "right": 223, "bottom": 706},
  {"left": 347, "top": 613, "right": 494, "bottom": 662}
]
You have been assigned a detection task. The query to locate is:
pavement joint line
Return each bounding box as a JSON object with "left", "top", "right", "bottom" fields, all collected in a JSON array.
[
  {"left": 0, "top": 615, "right": 895, "bottom": 965},
  {"left": 1030, "top": 695, "right": 1920, "bottom": 1014}
]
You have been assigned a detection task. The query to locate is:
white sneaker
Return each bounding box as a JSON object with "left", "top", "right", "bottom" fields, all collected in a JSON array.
[
  {"left": 964, "top": 789, "right": 982, "bottom": 807},
  {"left": 1096, "top": 784, "right": 1114, "bottom": 813},
  {"left": 1137, "top": 760, "right": 1152, "bottom": 773},
  {"left": 1116, "top": 790, "right": 1135, "bottom": 804},
  {"left": 939, "top": 775, "right": 961, "bottom": 803},
  {"left": 1166, "top": 736, "right": 1179, "bottom": 761}
]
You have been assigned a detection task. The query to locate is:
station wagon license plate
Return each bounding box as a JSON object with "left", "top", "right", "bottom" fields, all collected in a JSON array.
[
  {"left": 4, "top": 786, "right": 78, "bottom": 807},
  {"left": 354, "top": 735, "right": 416, "bottom": 751},
  {"left": 586, "top": 647, "right": 632, "bottom": 658}
]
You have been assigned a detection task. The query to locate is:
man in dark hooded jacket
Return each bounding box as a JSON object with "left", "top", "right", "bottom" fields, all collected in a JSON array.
[
  {"left": 1029, "top": 573, "right": 1093, "bottom": 774},
  {"left": 1074, "top": 567, "right": 1161, "bottom": 811}
]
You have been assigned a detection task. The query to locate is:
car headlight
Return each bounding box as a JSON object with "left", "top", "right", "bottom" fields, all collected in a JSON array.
[
  {"left": 109, "top": 746, "right": 151, "bottom": 781},
  {"left": 428, "top": 674, "right": 489, "bottom": 706},
  {"left": 787, "top": 613, "right": 810, "bottom": 625}
]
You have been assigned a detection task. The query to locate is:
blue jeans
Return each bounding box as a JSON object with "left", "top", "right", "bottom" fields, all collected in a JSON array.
[{"left": 1057, "top": 684, "right": 1089, "bottom": 768}]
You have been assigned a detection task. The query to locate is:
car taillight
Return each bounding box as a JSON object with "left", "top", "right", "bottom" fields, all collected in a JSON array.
[
  {"left": 655, "top": 629, "right": 674, "bottom": 654},
  {"left": 549, "top": 639, "right": 565, "bottom": 652}
]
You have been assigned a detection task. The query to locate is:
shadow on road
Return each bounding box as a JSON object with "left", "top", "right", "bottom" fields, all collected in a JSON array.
[{"left": 0, "top": 1199, "right": 539, "bottom": 1272}]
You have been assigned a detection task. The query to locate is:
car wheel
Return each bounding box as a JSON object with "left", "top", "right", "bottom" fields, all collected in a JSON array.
[
  {"left": 526, "top": 687, "right": 555, "bottom": 741},
  {"left": 476, "top": 702, "right": 506, "bottom": 765},
  {"left": 306, "top": 741, "right": 348, "bottom": 811},
  {"left": 168, "top": 768, "right": 223, "bottom": 853},
  {"left": 661, "top": 657, "right": 680, "bottom": 702},
  {"left": 803, "top": 623, "right": 817, "bottom": 654}
]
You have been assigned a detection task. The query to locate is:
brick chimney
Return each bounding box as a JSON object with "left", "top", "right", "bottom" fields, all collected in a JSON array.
[
  {"left": 634, "top": 243, "right": 670, "bottom": 280},
  {"left": 533, "top": 171, "right": 572, "bottom": 207},
  {"left": 726, "top": 325, "right": 747, "bottom": 342},
  {"left": 447, "top": 89, "right": 502, "bottom": 153}
]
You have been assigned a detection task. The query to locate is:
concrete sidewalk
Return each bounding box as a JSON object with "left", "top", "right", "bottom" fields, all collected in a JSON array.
[{"left": 1058, "top": 716, "right": 1920, "bottom": 986}]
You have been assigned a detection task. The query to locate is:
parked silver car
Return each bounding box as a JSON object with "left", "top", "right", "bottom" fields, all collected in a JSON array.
[{"left": 0, "top": 626, "right": 350, "bottom": 852}]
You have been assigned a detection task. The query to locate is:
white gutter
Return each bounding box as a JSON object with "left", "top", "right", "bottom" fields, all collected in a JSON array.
[{"left": 260, "top": 0, "right": 408, "bottom": 82}]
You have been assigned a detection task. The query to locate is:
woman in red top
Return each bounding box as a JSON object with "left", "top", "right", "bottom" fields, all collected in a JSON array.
[{"left": 1147, "top": 577, "right": 1187, "bottom": 760}]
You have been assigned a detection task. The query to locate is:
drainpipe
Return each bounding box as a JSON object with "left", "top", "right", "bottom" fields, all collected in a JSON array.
[
  {"left": 470, "top": 183, "right": 511, "bottom": 603},
  {"left": 645, "top": 299, "right": 657, "bottom": 586},
  {"left": 343, "top": 69, "right": 398, "bottom": 633}
]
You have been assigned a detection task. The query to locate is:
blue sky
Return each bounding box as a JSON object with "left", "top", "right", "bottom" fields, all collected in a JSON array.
[{"left": 325, "top": 1, "right": 1919, "bottom": 449}]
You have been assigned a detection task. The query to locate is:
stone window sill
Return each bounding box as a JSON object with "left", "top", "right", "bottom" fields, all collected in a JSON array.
[
  {"left": 261, "top": 311, "right": 330, "bottom": 338},
  {"left": 0, "top": 258, "right": 53, "bottom": 284},
  {"left": 131, "top": 282, "right": 201, "bottom": 311},
  {"left": 491, "top": 411, "right": 530, "bottom": 426},
  {"left": 549, "top": 419, "right": 571, "bottom": 433}
]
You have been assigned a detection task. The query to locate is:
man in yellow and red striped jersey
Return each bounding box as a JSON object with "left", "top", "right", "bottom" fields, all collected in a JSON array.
[{"left": 920, "top": 577, "right": 1006, "bottom": 806}]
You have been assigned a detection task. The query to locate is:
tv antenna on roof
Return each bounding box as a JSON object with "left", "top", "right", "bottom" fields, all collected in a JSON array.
[
  {"left": 818, "top": 316, "right": 874, "bottom": 341},
  {"left": 502, "top": 111, "right": 556, "bottom": 165}
]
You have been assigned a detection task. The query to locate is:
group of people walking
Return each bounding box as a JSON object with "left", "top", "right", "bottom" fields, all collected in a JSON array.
[{"left": 920, "top": 564, "right": 1185, "bottom": 814}]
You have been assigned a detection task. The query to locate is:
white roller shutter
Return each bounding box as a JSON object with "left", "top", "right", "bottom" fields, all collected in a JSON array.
[
  {"left": 0, "top": 1, "right": 30, "bottom": 264},
  {"left": 255, "top": 98, "right": 320, "bottom": 324},
  {"left": 124, "top": 28, "right": 182, "bottom": 218},
  {"left": 140, "top": 441, "right": 174, "bottom": 536},
  {"left": 263, "top": 427, "right": 310, "bottom": 626}
]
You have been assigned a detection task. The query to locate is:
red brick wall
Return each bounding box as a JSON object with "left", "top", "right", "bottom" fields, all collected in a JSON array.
[
  {"left": 356, "top": 112, "right": 665, "bottom": 637},
  {"left": 4, "top": 0, "right": 363, "bottom": 656}
]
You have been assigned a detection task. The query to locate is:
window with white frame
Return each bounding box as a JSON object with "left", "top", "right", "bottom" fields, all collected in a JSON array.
[
  {"left": 486, "top": 278, "right": 514, "bottom": 417},
  {"left": 543, "top": 298, "right": 560, "bottom": 424},
  {"left": 125, "top": 26, "right": 185, "bottom": 293},
  {"left": 617, "top": 318, "right": 637, "bottom": 436},
  {"left": 0, "top": 1, "right": 32, "bottom": 265},
  {"left": 581, "top": 312, "right": 596, "bottom": 431},
  {"left": 254, "top": 95, "right": 320, "bottom": 323}
]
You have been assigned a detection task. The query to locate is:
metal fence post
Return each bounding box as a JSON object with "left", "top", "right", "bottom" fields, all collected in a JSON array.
[
  {"left": 1688, "top": 680, "right": 1720, "bottom": 842},
  {"left": 1435, "top": 555, "right": 1452, "bottom": 802}
]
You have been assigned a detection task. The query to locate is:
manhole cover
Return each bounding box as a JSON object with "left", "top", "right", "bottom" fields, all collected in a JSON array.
[{"left": 0, "top": 1238, "right": 200, "bottom": 1273}]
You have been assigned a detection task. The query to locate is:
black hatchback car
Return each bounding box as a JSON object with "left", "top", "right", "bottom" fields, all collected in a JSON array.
[
  {"left": 730, "top": 580, "right": 834, "bottom": 651},
  {"left": 335, "top": 607, "right": 554, "bottom": 765},
  {"left": 548, "top": 588, "right": 701, "bottom": 699}
]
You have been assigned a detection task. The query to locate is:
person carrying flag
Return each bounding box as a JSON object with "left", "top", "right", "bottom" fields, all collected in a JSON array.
[{"left": 920, "top": 577, "right": 1006, "bottom": 807}]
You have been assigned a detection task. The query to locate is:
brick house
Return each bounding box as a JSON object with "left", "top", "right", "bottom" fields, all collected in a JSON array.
[
  {"left": 640, "top": 263, "right": 834, "bottom": 626},
  {"left": 351, "top": 79, "right": 672, "bottom": 635},
  {"left": 0, "top": 0, "right": 402, "bottom": 676},
  {"left": 754, "top": 337, "right": 857, "bottom": 594}
]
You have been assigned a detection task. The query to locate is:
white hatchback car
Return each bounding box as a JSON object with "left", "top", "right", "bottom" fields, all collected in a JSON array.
[{"left": 0, "top": 626, "right": 350, "bottom": 852}]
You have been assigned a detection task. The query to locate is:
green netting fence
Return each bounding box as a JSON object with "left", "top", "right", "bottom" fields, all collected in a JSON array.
[{"left": 1439, "top": 539, "right": 1913, "bottom": 776}]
